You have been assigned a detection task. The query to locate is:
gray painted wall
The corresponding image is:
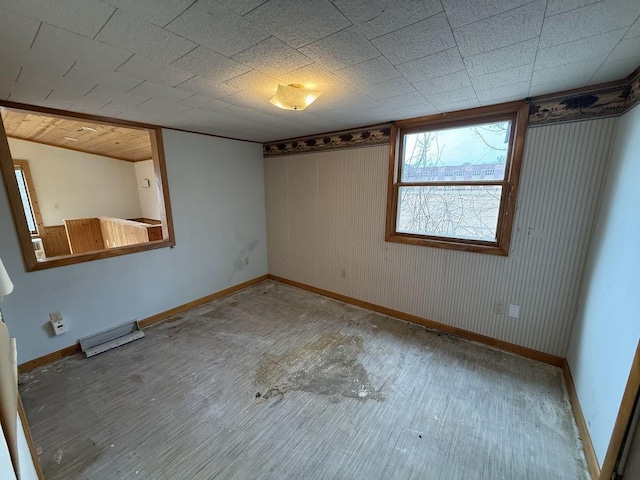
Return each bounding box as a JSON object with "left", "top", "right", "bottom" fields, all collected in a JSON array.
[
  {"left": 264, "top": 119, "right": 615, "bottom": 357},
  {"left": 0, "top": 129, "right": 268, "bottom": 363},
  {"left": 567, "top": 104, "right": 640, "bottom": 465}
]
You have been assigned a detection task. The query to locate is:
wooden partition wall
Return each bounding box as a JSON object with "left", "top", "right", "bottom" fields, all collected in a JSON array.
[{"left": 63, "top": 217, "right": 162, "bottom": 254}]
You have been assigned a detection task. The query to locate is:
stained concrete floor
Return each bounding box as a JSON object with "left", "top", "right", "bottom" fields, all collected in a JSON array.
[{"left": 20, "top": 280, "right": 589, "bottom": 479}]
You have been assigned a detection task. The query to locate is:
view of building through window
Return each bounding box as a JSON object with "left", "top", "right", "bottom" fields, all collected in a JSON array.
[{"left": 397, "top": 121, "right": 510, "bottom": 242}]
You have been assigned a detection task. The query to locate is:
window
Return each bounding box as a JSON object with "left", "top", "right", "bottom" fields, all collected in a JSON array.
[
  {"left": 13, "top": 160, "right": 41, "bottom": 235},
  {"left": 386, "top": 102, "right": 528, "bottom": 256}
]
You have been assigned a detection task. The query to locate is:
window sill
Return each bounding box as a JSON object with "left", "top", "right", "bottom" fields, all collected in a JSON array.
[{"left": 385, "top": 233, "right": 508, "bottom": 256}]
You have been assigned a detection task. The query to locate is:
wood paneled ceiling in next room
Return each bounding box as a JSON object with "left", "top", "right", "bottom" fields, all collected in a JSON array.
[
  {"left": 0, "top": 0, "right": 639, "bottom": 143},
  {"left": 1, "top": 109, "right": 152, "bottom": 162}
]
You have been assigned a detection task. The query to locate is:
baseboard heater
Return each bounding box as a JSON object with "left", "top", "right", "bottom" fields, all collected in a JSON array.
[{"left": 79, "top": 320, "right": 144, "bottom": 357}]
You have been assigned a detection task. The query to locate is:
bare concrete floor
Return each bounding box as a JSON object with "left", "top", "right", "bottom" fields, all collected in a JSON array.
[{"left": 20, "top": 281, "right": 589, "bottom": 479}]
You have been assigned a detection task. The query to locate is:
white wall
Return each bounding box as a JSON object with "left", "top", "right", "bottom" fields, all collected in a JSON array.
[
  {"left": 265, "top": 118, "right": 615, "bottom": 357},
  {"left": 567, "top": 105, "right": 640, "bottom": 464},
  {"left": 7, "top": 138, "right": 142, "bottom": 225},
  {"left": 134, "top": 159, "right": 161, "bottom": 220},
  {"left": 0, "top": 129, "right": 268, "bottom": 363}
]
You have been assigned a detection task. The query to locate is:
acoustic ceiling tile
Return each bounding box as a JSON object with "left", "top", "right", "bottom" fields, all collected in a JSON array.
[
  {"left": 0, "top": 7, "right": 41, "bottom": 52},
  {"left": 245, "top": 0, "right": 351, "bottom": 48},
  {"left": 128, "top": 81, "right": 194, "bottom": 103},
  {"left": 175, "top": 75, "right": 241, "bottom": 98},
  {"left": 47, "top": 90, "right": 110, "bottom": 109},
  {"left": 102, "top": 0, "right": 195, "bottom": 27},
  {"left": 96, "top": 9, "right": 197, "bottom": 65},
  {"left": 135, "top": 98, "right": 192, "bottom": 115},
  {"left": 0, "top": 64, "right": 20, "bottom": 89},
  {"left": 442, "top": 0, "right": 533, "bottom": 29},
  {"left": 335, "top": 57, "right": 402, "bottom": 86},
  {"left": 388, "top": 102, "right": 439, "bottom": 119},
  {"left": 606, "top": 36, "right": 640, "bottom": 63},
  {"left": 0, "top": 49, "right": 75, "bottom": 78},
  {"left": 372, "top": 13, "right": 456, "bottom": 65},
  {"left": 300, "top": 27, "right": 379, "bottom": 71},
  {"left": 332, "top": 0, "right": 443, "bottom": 39},
  {"left": 179, "top": 95, "right": 231, "bottom": 112},
  {"left": 475, "top": 81, "right": 529, "bottom": 103},
  {"left": 171, "top": 46, "right": 252, "bottom": 82},
  {"left": 426, "top": 86, "right": 477, "bottom": 106},
  {"left": 589, "top": 56, "right": 640, "bottom": 84},
  {"left": 245, "top": 0, "right": 350, "bottom": 49},
  {"left": 626, "top": 16, "right": 640, "bottom": 38},
  {"left": 539, "top": 0, "right": 640, "bottom": 48},
  {"left": 363, "top": 77, "right": 416, "bottom": 100},
  {"left": 470, "top": 64, "right": 533, "bottom": 91},
  {"left": 463, "top": 38, "right": 538, "bottom": 77},
  {"left": 531, "top": 57, "right": 606, "bottom": 86},
  {"left": 16, "top": 70, "right": 96, "bottom": 97},
  {"left": 97, "top": 102, "right": 140, "bottom": 117},
  {"left": 278, "top": 63, "right": 348, "bottom": 90},
  {"left": 396, "top": 48, "right": 465, "bottom": 82},
  {"left": 0, "top": 0, "right": 115, "bottom": 37},
  {"left": 412, "top": 70, "right": 472, "bottom": 96},
  {"left": 223, "top": 70, "right": 280, "bottom": 93},
  {"left": 216, "top": 0, "right": 267, "bottom": 15},
  {"left": 545, "top": 0, "right": 600, "bottom": 17},
  {"left": 63, "top": 63, "right": 143, "bottom": 92},
  {"left": 117, "top": 55, "right": 196, "bottom": 87},
  {"left": 167, "top": 0, "right": 270, "bottom": 56},
  {"left": 453, "top": 0, "right": 545, "bottom": 57},
  {"left": 376, "top": 91, "right": 429, "bottom": 108},
  {"left": 233, "top": 37, "right": 314, "bottom": 77},
  {"left": 534, "top": 29, "right": 627, "bottom": 71},
  {"left": 84, "top": 85, "right": 150, "bottom": 107},
  {"left": 305, "top": 86, "right": 381, "bottom": 112},
  {"left": 528, "top": 76, "right": 592, "bottom": 96},
  {"left": 435, "top": 98, "right": 480, "bottom": 113},
  {"left": 32, "top": 23, "right": 133, "bottom": 71}
]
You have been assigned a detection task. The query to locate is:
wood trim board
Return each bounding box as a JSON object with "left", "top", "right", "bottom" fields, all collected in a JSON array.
[
  {"left": 562, "top": 359, "right": 600, "bottom": 480},
  {"left": 600, "top": 341, "right": 640, "bottom": 480},
  {"left": 17, "top": 395, "right": 44, "bottom": 480},
  {"left": 267, "top": 274, "right": 564, "bottom": 367},
  {"left": 17, "top": 274, "right": 269, "bottom": 373}
]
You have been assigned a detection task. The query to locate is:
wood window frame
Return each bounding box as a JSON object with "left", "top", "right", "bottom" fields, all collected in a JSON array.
[
  {"left": 385, "top": 101, "right": 529, "bottom": 256},
  {"left": 0, "top": 101, "right": 176, "bottom": 271}
]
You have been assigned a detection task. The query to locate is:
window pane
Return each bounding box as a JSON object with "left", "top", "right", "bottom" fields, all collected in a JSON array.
[
  {"left": 401, "top": 121, "right": 511, "bottom": 182},
  {"left": 15, "top": 169, "right": 37, "bottom": 234},
  {"left": 397, "top": 185, "right": 503, "bottom": 241}
]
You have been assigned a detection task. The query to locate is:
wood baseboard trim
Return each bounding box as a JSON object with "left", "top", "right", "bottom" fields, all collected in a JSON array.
[
  {"left": 562, "top": 359, "right": 600, "bottom": 480},
  {"left": 138, "top": 274, "right": 269, "bottom": 328},
  {"left": 267, "top": 274, "right": 564, "bottom": 367},
  {"left": 18, "top": 274, "right": 269, "bottom": 374},
  {"left": 18, "top": 343, "right": 81, "bottom": 374}
]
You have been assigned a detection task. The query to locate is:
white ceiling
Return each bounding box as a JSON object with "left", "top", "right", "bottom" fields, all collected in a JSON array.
[{"left": 0, "top": 0, "right": 639, "bottom": 143}]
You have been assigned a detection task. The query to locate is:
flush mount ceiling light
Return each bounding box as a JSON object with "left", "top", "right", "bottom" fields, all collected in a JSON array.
[{"left": 269, "top": 83, "right": 322, "bottom": 111}]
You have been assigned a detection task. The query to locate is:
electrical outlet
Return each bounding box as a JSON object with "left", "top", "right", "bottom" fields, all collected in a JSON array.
[
  {"left": 340, "top": 268, "right": 347, "bottom": 279},
  {"left": 49, "top": 312, "right": 68, "bottom": 335},
  {"left": 493, "top": 301, "right": 506, "bottom": 315},
  {"left": 508, "top": 304, "right": 520, "bottom": 319},
  {"left": 244, "top": 257, "right": 249, "bottom": 266}
]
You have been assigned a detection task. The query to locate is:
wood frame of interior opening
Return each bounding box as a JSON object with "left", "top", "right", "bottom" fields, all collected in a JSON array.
[
  {"left": 0, "top": 100, "right": 175, "bottom": 271},
  {"left": 385, "top": 101, "right": 529, "bottom": 256}
]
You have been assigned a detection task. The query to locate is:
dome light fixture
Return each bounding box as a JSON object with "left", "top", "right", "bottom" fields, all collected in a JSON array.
[{"left": 269, "top": 83, "right": 322, "bottom": 111}]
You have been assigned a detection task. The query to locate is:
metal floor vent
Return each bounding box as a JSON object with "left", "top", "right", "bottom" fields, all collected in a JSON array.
[{"left": 79, "top": 320, "right": 144, "bottom": 357}]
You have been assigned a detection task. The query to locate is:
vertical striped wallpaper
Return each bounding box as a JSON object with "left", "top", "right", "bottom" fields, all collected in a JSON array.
[{"left": 264, "top": 118, "right": 616, "bottom": 356}]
